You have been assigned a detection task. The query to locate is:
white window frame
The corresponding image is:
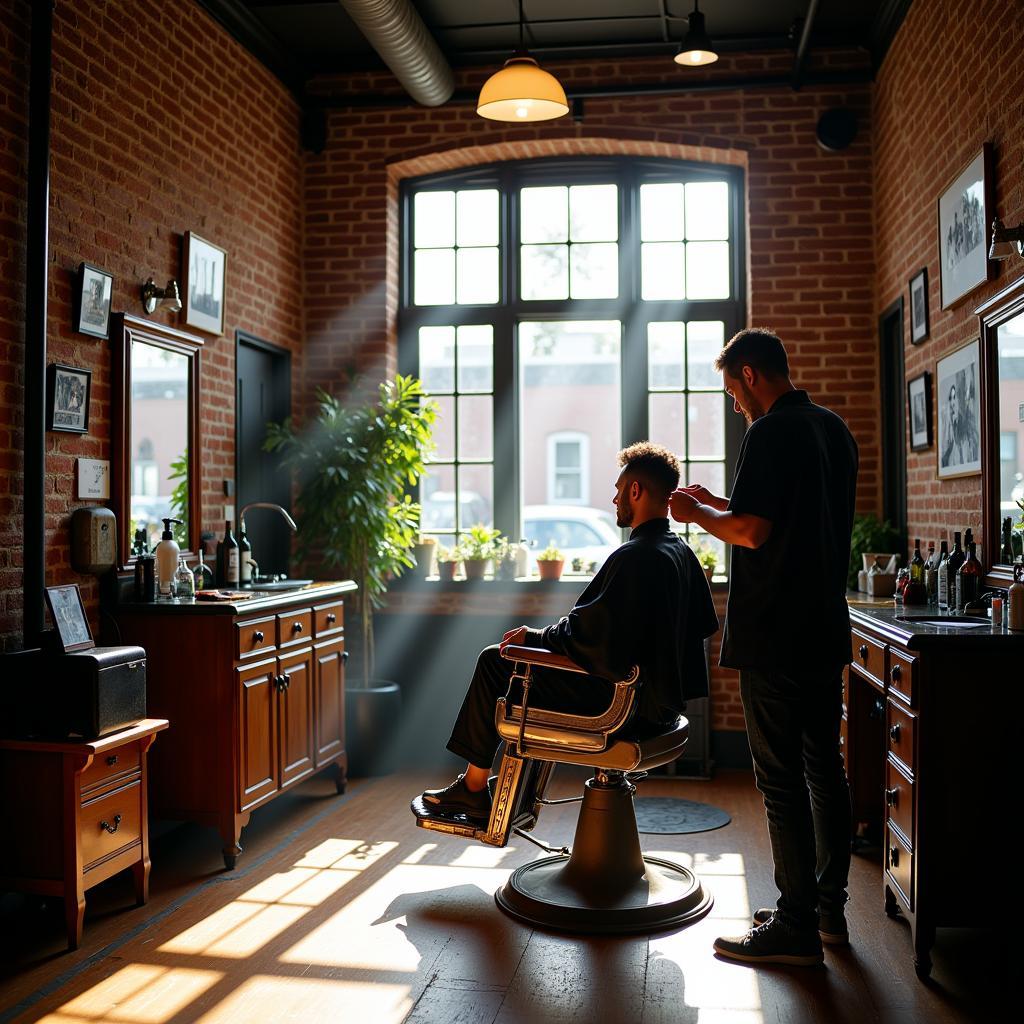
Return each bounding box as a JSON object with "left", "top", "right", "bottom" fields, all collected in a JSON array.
[{"left": 546, "top": 431, "right": 590, "bottom": 505}]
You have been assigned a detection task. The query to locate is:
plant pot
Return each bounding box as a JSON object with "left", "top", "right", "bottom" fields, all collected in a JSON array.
[
  {"left": 438, "top": 561, "right": 458, "bottom": 581},
  {"left": 495, "top": 560, "right": 516, "bottom": 581},
  {"left": 537, "top": 559, "right": 564, "bottom": 581},
  {"left": 414, "top": 542, "right": 436, "bottom": 576},
  {"left": 463, "top": 558, "right": 489, "bottom": 581},
  {"left": 345, "top": 681, "right": 401, "bottom": 776},
  {"left": 703, "top": 566, "right": 715, "bottom": 582}
]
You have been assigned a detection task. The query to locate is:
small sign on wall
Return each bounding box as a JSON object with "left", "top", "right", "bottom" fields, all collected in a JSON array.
[{"left": 77, "top": 458, "right": 110, "bottom": 499}]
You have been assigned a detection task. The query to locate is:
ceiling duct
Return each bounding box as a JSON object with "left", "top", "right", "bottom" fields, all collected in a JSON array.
[{"left": 339, "top": 0, "right": 454, "bottom": 107}]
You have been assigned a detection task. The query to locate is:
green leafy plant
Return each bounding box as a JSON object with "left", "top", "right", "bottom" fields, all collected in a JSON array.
[
  {"left": 848, "top": 514, "right": 902, "bottom": 590},
  {"left": 265, "top": 374, "right": 436, "bottom": 687},
  {"left": 537, "top": 544, "right": 564, "bottom": 562},
  {"left": 435, "top": 544, "right": 458, "bottom": 564},
  {"left": 691, "top": 538, "right": 718, "bottom": 572},
  {"left": 460, "top": 523, "right": 501, "bottom": 560},
  {"left": 493, "top": 537, "right": 517, "bottom": 579},
  {"left": 167, "top": 449, "right": 189, "bottom": 547}
]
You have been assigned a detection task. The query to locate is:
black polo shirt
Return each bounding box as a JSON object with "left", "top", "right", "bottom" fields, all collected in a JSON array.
[{"left": 721, "top": 389, "right": 858, "bottom": 672}]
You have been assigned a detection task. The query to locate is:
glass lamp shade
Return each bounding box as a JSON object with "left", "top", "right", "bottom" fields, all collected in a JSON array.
[{"left": 476, "top": 55, "right": 569, "bottom": 122}]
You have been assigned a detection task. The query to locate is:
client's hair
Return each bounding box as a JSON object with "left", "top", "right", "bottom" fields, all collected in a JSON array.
[
  {"left": 618, "top": 442, "right": 680, "bottom": 500},
  {"left": 714, "top": 327, "right": 790, "bottom": 380}
]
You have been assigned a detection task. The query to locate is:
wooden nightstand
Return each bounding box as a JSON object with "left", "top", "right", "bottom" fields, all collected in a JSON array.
[{"left": 0, "top": 718, "right": 168, "bottom": 950}]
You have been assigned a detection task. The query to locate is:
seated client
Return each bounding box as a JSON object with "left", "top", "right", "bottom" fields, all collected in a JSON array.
[{"left": 422, "top": 441, "right": 720, "bottom": 820}]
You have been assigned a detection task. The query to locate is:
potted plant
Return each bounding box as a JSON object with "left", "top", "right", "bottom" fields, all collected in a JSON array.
[
  {"left": 691, "top": 538, "right": 718, "bottom": 582},
  {"left": 461, "top": 523, "right": 500, "bottom": 580},
  {"left": 848, "top": 514, "right": 902, "bottom": 590},
  {"left": 265, "top": 374, "right": 436, "bottom": 775},
  {"left": 436, "top": 544, "right": 459, "bottom": 581},
  {"left": 413, "top": 535, "right": 437, "bottom": 577},
  {"left": 536, "top": 544, "right": 565, "bottom": 581},
  {"left": 494, "top": 537, "right": 517, "bottom": 580}
]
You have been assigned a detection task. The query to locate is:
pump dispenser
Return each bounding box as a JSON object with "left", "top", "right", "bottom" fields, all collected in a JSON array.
[{"left": 155, "top": 518, "right": 182, "bottom": 598}]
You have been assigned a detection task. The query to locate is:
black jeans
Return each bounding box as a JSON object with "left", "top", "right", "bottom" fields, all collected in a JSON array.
[
  {"left": 447, "top": 645, "right": 615, "bottom": 770},
  {"left": 739, "top": 666, "right": 852, "bottom": 932}
]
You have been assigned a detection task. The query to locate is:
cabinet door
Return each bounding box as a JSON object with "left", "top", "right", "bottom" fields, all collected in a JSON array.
[
  {"left": 279, "top": 648, "right": 315, "bottom": 789},
  {"left": 237, "top": 659, "right": 279, "bottom": 812},
  {"left": 313, "top": 637, "right": 346, "bottom": 768}
]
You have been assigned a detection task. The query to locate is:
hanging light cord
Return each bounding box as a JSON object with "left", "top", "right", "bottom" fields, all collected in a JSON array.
[{"left": 519, "top": 0, "right": 525, "bottom": 53}]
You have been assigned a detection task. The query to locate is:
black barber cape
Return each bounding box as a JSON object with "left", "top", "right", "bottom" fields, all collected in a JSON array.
[{"left": 527, "top": 518, "right": 719, "bottom": 724}]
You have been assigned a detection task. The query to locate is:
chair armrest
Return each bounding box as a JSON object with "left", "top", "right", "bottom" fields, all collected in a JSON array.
[{"left": 499, "top": 645, "right": 591, "bottom": 675}]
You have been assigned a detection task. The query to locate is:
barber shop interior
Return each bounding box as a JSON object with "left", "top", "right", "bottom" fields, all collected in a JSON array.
[{"left": 2, "top": 0, "right": 1022, "bottom": 1020}]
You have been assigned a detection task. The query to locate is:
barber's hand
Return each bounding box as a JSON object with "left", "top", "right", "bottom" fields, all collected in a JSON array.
[
  {"left": 499, "top": 625, "right": 528, "bottom": 652},
  {"left": 669, "top": 488, "right": 701, "bottom": 523},
  {"left": 679, "top": 483, "right": 716, "bottom": 505}
]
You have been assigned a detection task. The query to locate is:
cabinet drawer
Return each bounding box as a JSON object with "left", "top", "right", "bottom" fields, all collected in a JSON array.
[
  {"left": 888, "top": 648, "right": 916, "bottom": 705},
  {"left": 885, "top": 759, "right": 914, "bottom": 844},
  {"left": 886, "top": 824, "right": 913, "bottom": 909},
  {"left": 887, "top": 699, "right": 916, "bottom": 773},
  {"left": 851, "top": 629, "right": 886, "bottom": 687},
  {"left": 237, "top": 616, "right": 277, "bottom": 660},
  {"left": 313, "top": 601, "right": 344, "bottom": 638},
  {"left": 80, "top": 741, "right": 141, "bottom": 795},
  {"left": 80, "top": 781, "right": 142, "bottom": 869},
  {"left": 278, "top": 609, "right": 313, "bottom": 649}
]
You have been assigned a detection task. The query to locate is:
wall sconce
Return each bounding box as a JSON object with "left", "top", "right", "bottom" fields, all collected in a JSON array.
[
  {"left": 989, "top": 217, "right": 1024, "bottom": 261},
  {"left": 141, "top": 277, "right": 182, "bottom": 313}
]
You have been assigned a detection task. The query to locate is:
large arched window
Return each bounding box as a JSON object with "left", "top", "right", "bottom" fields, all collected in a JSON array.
[{"left": 400, "top": 157, "right": 746, "bottom": 573}]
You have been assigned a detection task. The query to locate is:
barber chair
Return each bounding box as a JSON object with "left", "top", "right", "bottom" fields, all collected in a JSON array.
[{"left": 411, "top": 645, "right": 712, "bottom": 934}]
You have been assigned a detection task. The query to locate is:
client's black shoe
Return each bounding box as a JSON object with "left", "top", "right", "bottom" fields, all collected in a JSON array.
[
  {"left": 421, "top": 774, "right": 492, "bottom": 821},
  {"left": 752, "top": 907, "right": 849, "bottom": 946},
  {"left": 714, "top": 915, "right": 824, "bottom": 967}
]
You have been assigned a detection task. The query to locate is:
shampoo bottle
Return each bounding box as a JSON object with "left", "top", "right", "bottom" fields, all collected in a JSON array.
[{"left": 154, "top": 518, "right": 182, "bottom": 599}]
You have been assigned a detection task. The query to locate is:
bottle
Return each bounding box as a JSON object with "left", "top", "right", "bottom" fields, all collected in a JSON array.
[
  {"left": 217, "top": 520, "right": 240, "bottom": 588},
  {"left": 515, "top": 538, "right": 531, "bottom": 579},
  {"left": 955, "top": 541, "right": 983, "bottom": 611},
  {"left": 924, "top": 542, "right": 937, "bottom": 604},
  {"left": 1001, "top": 517, "right": 1014, "bottom": 564},
  {"left": 944, "top": 532, "right": 965, "bottom": 611},
  {"left": 174, "top": 556, "right": 195, "bottom": 601},
  {"left": 154, "top": 517, "right": 182, "bottom": 599},
  {"left": 193, "top": 549, "right": 213, "bottom": 592},
  {"left": 1009, "top": 565, "right": 1024, "bottom": 631},
  {"left": 935, "top": 540, "right": 950, "bottom": 610},
  {"left": 239, "top": 526, "right": 254, "bottom": 586},
  {"left": 909, "top": 539, "right": 924, "bottom": 584}
]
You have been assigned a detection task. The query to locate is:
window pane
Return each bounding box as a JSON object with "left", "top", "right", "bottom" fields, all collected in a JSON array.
[
  {"left": 421, "top": 464, "right": 456, "bottom": 533},
  {"left": 687, "top": 321, "right": 726, "bottom": 388},
  {"left": 648, "top": 322, "right": 685, "bottom": 389},
  {"left": 419, "top": 326, "right": 455, "bottom": 393},
  {"left": 555, "top": 472, "right": 582, "bottom": 502},
  {"left": 414, "top": 191, "right": 454, "bottom": 248},
  {"left": 459, "top": 464, "right": 493, "bottom": 529},
  {"left": 688, "top": 392, "right": 725, "bottom": 458},
  {"left": 414, "top": 249, "right": 455, "bottom": 305},
  {"left": 640, "top": 182, "right": 684, "bottom": 241},
  {"left": 431, "top": 395, "right": 455, "bottom": 461},
  {"left": 456, "top": 189, "right": 499, "bottom": 247},
  {"left": 686, "top": 241, "right": 729, "bottom": 299},
  {"left": 555, "top": 440, "right": 581, "bottom": 468},
  {"left": 521, "top": 186, "right": 567, "bottom": 243},
  {"left": 458, "top": 395, "right": 493, "bottom": 460},
  {"left": 570, "top": 243, "right": 618, "bottom": 299},
  {"left": 569, "top": 184, "right": 617, "bottom": 241},
  {"left": 685, "top": 181, "right": 729, "bottom": 240},
  {"left": 642, "top": 242, "right": 685, "bottom": 300},
  {"left": 457, "top": 325, "right": 493, "bottom": 392},
  {"left": 521, "top": 244, "right": 569, "bottom": 300},
  {"left": 456, "top": 247, "right": 499, "bottom": 304},
  {"left": 648, "top": 393, "right": 685, "bottom": 455},
  {"left": 687, "top": 461, "right": 725, "bottom": 495}
]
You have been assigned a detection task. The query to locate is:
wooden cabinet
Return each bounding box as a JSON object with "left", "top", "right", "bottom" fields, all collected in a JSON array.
[
  {"left": 113, "top": 583, "right": 355, "bottom": 869},
  {"left": 0, "top": 720, "right": 167, "bottom": 950}
]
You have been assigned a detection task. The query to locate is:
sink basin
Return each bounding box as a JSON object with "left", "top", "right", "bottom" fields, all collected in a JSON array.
[
  {"left": 895, "top": 614, "right": 991, "bottom": 627},
  {"left": 248, "top": 579, "right": 314, "bottom": 592}
]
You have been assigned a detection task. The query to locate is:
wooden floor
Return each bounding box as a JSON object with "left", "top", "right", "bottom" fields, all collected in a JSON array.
[{"left": 0, "top": 768, "right": 1006, "bottom": 1024}]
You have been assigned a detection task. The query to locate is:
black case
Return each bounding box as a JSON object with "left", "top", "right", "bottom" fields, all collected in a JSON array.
[{"left": 1, "top": 646, "right": 146, "bottom": 740}]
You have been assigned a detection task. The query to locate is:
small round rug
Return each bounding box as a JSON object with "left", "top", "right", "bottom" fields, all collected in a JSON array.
[{"left": 634, "top": 797, "right": 731, "bottom": 835}]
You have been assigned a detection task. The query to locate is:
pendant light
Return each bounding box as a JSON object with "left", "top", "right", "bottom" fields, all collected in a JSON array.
[
  {"left": 674, "top": 0, "right": 719, "bottom": 67},
  {"left": 476, "top": 0, "right": 569, "bottom": 122}
]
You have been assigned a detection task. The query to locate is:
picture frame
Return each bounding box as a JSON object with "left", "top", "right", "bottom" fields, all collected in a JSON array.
[
  {"left": 937, "top": 145, "right": 993, "bottom": 309},
  {"left": 936, "top": 338, "right": 982, "bottom": 479},
  {"left": 74, "top": 262, "right": 113, "bottom": 339},
  {"left": 46, "top": 363, "right": 92, "bottom": 434},
  {"left": 183, "top": 231, "right": 227, "bottom": 335},
  {"left": 909, "top": 267, "right": 929, "bottom": 344},
  {"left": 44, "top": 583, "right": 95, "bottom": 653},
  {"left": 907, "top": 371, "right": 932, "bottom": 451}
]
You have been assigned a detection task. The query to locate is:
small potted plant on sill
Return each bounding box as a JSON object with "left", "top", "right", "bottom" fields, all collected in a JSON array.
[
  {"left": 692, "top": 539, "right": 718, "bottom": 582},
  {"left": 413, "top": 536, "right": 437, "bottom": 577},
  {"left": 461, "top": 524, "right": 500, "bottom": 580},
  {"left": 536, "top": 544, "right": 565, "bottom": 582},
  {"left": 494, "top": 537, "right": 517, "bottom": 580},
  {"left": 435, "top": 544, "right": 460, "bottom": 581}
]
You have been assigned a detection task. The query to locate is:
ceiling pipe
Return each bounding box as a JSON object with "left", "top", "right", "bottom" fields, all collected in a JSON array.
[
  {"left": 339, "top": 0, "right": 454, "bottom": 107},
  {"left": 791, "top": 0, "right": 821, "bottom": 90}
]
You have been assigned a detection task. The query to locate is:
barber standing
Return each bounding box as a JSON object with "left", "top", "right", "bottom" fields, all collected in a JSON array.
[{"left": 670, "top": 328, "right": 858, "bottom": 967}]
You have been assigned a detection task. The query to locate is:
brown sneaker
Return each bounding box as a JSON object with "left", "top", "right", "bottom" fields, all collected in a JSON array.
[
  {"left": 714, "top": 916, "right": 824, "bottom": 967},
  {"left": 752, "top": 907, "right": 849, "bottom": 946}
]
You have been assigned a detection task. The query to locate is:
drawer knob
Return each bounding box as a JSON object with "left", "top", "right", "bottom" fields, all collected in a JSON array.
[
  {"left": 891, "top": 665, "right": 902, "bottom": 682},
  {"left": 282, "top": 673, "right": 291, "bottom": 690},
  {"left": 326, "top": 613, "right": 337, "bottom": 625},
  {"left": 890, "top": 723, "right": 901, "bottom": 742},
  {"left": 106, "top": 754, "right": 119, "bottom": 767},
  {"left": 253, "top": 631, "right": 265, "bottom": 644},
  {"left": 859, "top": 644, "right": 868, "bottom": 660},
  {"left": 275, "top": 674, "right": 285, "bottom": 691},
  {"left": 886, "top": 787, "right": 898, "bottom": 806},
  {"left": 100, "top": 814, "right": 122, "bottom": 834},
  {"left": 889, "top": 845, "right": 900, "bottom": 868},
  {"left": 342, "top": 650, "right": 349, "bottom": 662},
  {"left": 292, "top": 621, "right": 303, "bottom": 633}
]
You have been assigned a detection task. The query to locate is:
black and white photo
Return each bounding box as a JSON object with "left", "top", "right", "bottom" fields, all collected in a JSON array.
[
  {"left": 936, "top": 339, "right": 982, "bottom": 479},
  {"left": 909, "top": 267, "right": 929, "bottom": 344},
  {"left": 183, "top": 231, "right": 227, "bottom": 335},
  {"left": 74, "top": 262, "right": 113, "bottom": 339},
  {"left": 907, "top": 371, "right": 932, "bottom": 451},
  {"left": 46, "top": 363, "right": 92, "bottom": 434},
  {"left": 937, "top": 146, "right": 992, "bottom": 309},
  {"left": 44, "top": 583, "right": 95, "bottom": 653}
]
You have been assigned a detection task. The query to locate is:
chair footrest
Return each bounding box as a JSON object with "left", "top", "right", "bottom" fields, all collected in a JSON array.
[{"left": 410, "top": 795, "right": 488, "bottom": 839}]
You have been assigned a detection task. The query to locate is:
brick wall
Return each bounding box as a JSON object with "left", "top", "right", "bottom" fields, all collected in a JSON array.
[
  {"left": 874, "top": 0, "right": 1024, "bottom": 558},
  {"left": 0, "top": 0, "right": 305, "bottom": 649}
]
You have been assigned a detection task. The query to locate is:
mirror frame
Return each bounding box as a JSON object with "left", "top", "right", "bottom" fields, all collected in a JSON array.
[
  {"left": 111, "top": 313, "right": 204, "bottom": 571},
  {"left": 976, "top": 272, "right": 1024, "bottom": 588}
]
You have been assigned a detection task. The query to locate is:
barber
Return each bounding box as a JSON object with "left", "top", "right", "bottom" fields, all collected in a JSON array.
[{"left": 670, "top": 328, "right": 858, "bottom": 968}]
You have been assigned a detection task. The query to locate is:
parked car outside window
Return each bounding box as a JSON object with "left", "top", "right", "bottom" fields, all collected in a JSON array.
[{"left": 522, "top": 504, "right": 622, "bottom": 573}]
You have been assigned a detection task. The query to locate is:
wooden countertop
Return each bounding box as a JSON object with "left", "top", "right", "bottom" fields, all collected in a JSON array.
[
  {"left": 115, "top": 580, "right": 357, "bottom": 615},
  {"left": 848, "top": 600, "right": 1024, "bottom": 649}
]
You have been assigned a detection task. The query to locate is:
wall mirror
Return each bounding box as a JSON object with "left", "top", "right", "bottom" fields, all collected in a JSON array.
[
  {"left": 112, "top": 313, "right": 203, "bottom": 569},
  {"left": 978, "top": 275, "right": 1024, "bottom": 585}
]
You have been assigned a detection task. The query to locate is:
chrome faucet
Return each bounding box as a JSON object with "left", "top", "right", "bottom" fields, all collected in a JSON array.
[{"left": 239, "top": 502, "right": 298, "bottom": 535}]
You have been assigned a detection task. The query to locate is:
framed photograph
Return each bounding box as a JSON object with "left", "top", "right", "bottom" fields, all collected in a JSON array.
[
  {"left": 907, "top": 371, "right": 932, "bottom": 451},
  {"left": 46, "top": 363, "right": 92, "bottom": 434},
  {"left": 937, "top": 145, "right": 993, "bottom": 309},
  {"left": 44, "top": 584, "right": 95, "bottom": 653},
  {"left": 936, "top": 338, "right": 982, "bottom": 479},
  {"left": 183, "top": 231, "right": 226, "bottom": 335},
  {"left": 74, "top": 262, "right": 113, "bottom": 339},
  {"left": 909, "top": 267, "right": 929, "bottom": 344}
]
